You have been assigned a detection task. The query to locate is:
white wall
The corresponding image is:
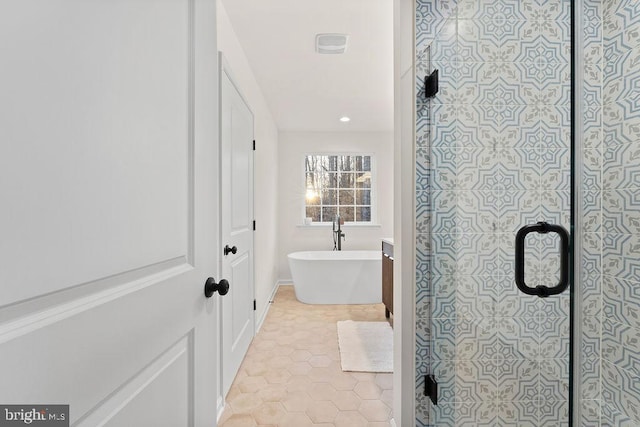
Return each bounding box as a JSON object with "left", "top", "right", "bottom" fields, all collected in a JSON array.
[
  {"left": 217, "top": 1, "right": 280, "bottom": 326},
  {"left": 277, "top": 131, "right": 394, "bottom": 280}
]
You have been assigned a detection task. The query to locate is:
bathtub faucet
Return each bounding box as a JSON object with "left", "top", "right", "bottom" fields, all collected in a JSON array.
[{"left": 332, "top": 214, "right": 345, "bottom": 251}]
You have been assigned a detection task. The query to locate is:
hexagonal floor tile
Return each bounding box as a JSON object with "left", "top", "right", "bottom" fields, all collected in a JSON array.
[
  {"left": 305, "top": 400, "right": 339, "bottom": 423},
  {"left": 334, "top": 410, "right": 368, "bottom": 427},
  {"left": 308, "top": 354, "right": 333, "bottom": 367},
  {"left": 375, "top": 373, "right": 393, "bottom": 390},
  {"left": 220, "top": 286, "right": 393, "bottom": 427},
  {"left": 286, "top": 361, "right": 313, "bottom": 376},
  {"left": 244, "top": 361, "right": 269, "bottom": 377},
  {"left": 381, "top": 389, "right": 393, "bottom": 407},
  {"left": 279, "top": 412, "right": 314, "bottom": 427},
  {"left": 308, "top": 382, "right": 337, "bottom": 401},
  {"left": 331, "top": 390, "right": 361, "bottom": 411},
  {"left": 236, "top": 376, "right": 268, "bottom": 394},
  {"left": 329, "top": 373, "right": 358, "bottom": 390},
  {"left": 290, "top": 349, "right": 312, "bottom": 362},
  {"left": 359, "top": 399, "right": 391, "bottom": 422},
  {"left": 284, "top": 375, "right": 313, "bottom": 393},
  {"left": 229, "top": 393, "right": 263, "bottom": 413},
  {"left": 264, "top": 368, "right": 291, "bottom": 384},
  {"left": 257, "top": 384, "right": 287, "bottom": 402},
  {"left": 251, "top": 402, "right": 286, "bottom": 425},
  {"left": 282, "top": 392, "right": 312, "bottom": 412},
  {"left": 221, "top": 413, "right": 257, "bottom": 427},
  {"left": 354, "top": 381, "right": 383, "bottom": 399},
  {"left": 307, "top": 366, "right": 336, "bottom": 382},
  {"left": 265, "top": 356, "right": 292, "bottom": 370}
]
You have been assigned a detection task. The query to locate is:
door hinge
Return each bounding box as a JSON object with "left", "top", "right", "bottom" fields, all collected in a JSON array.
[
  {"left": 424, "top": 69, "right": 439, "bottom": 98},
  {"left": 253, "top": 299, "right": 256, "bottom": 311},
  {"left": 253, "top": 140, "right": 255, "bottom": 151},
  {"left": 425, "top": 374, "right": 438, "bottom": 405},
  {"left": 253, "top": 220, "right": 256, "bottom": 231}
]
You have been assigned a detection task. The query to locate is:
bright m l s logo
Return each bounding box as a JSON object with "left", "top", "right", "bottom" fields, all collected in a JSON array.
[{"left": 0, "top": 405, "right": 68, "bottom": 426}]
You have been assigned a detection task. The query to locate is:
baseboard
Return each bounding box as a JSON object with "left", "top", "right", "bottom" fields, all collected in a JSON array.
[
  {"left": 216, "top": 396, "right": 225, "bottom": 423},
  {"left": 255, "top": 281, "right": 281, "bottom": 333}
]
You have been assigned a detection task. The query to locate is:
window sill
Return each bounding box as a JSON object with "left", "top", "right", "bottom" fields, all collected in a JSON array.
[{"left": 297, "top": 223, "right": 382, "bottom": 228}]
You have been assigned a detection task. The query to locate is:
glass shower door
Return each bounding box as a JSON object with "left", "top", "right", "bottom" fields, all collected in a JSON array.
[{"left": 416, "top": 0, "right": 574, "bottom": 425}]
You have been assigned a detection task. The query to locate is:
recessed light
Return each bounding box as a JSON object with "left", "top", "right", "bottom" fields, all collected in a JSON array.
[{"left": 339, "top": 116, "right": 351, "bottom": 123}]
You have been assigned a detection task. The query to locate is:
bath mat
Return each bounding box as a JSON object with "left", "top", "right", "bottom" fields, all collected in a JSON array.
[{"left": 337, "top": 320, "right": 393, "bottom": 373}]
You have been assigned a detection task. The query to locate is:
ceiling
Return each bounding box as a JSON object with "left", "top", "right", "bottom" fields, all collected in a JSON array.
[{"left": 221, "top": 0, "right": 394, "bottom": 132}]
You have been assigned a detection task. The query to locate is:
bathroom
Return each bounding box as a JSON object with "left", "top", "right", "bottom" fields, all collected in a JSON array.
[
  {"left": 4, "top": 0, "right": 639, "bottom": 424},
  {"left": 220, "top": 0, "right": 639, "bottom": 425},
  {"left": 217, "top": 0, "right": 395, "bottom": 424}
]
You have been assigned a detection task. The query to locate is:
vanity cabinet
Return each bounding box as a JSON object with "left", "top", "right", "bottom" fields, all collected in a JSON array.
[{"left": 382, "top": 240, "right": 394, "bottom": 318}]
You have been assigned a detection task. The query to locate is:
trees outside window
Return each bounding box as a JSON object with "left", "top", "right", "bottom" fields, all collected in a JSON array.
[{"left": 304, "top": 154, "right": 373, "bottom": 223}]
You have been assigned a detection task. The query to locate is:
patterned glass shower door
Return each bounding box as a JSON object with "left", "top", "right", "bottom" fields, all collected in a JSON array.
[{"left": 416, "top": 0, "right": 573, "bottom": 425}]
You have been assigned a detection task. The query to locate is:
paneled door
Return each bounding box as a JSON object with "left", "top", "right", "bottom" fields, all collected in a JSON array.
[
  {"left": 0, "top": 1, "right": 220, "bottom": 425},
  {"left": 219, "top": 54, "right": 256, "bottom": 399}
]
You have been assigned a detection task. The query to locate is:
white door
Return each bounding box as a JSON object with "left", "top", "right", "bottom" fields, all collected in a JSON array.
[
  {"left": 219, "top": 54, "right": 255, "bottom": 398},
  {"left": 0, "top": 1, "right": 220, "bottom": 426}
]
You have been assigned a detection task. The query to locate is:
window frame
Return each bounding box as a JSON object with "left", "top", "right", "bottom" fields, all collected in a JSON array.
[{"left": 301, "top": 152, "right": 377, "bottom": 225}]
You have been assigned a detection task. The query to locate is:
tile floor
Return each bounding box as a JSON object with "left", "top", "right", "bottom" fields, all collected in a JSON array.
[{"left": 218, "top": 285, "right": 393, "bottom": 427}]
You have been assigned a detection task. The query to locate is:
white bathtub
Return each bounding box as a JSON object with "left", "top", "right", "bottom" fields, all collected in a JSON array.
[{"left": 287, "top": 250, "right": 382, "bottom": 304}]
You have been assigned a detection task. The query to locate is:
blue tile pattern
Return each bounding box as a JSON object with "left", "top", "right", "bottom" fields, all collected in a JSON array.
[
  {"left": 599, "top": 0, "right": 640, "bottom": 424},
  {"left": 417, "top": 0, "right": 640, "bottom": 425},
  {"left": 581, "top": 3, "right": 605, "bottom": 422},
  {"left": 415, "top": 0, "right": 576, "bottom": 425}
]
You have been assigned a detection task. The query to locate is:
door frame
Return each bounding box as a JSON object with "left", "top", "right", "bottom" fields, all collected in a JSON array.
[
  {"left": 216, "top": 51, "right": 256, "bottom": 418},
  {"left": 393, "top": 0, "right": 417, "bottom": 425},
  {"left": 570, "top": 0, "right": 584, "bottom": 423}
]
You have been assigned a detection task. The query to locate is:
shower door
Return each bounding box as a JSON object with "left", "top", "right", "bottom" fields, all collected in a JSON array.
[{"left": 416, "top": 0, "right": 574, "bottom": 425}]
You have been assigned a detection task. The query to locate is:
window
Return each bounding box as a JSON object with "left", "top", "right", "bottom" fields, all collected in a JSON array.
[{"left": 304, "top": 154, "right": 373, "bottom": 223}]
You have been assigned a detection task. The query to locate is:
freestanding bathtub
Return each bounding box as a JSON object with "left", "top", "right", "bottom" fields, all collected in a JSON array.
[{"left": 287, "top": 250, "right": 382, "bottom": 304}]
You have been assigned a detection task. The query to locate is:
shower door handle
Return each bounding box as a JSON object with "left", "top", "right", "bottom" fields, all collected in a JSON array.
[{"left": 515, "top": 222, "right": 570, "bottom": 298}]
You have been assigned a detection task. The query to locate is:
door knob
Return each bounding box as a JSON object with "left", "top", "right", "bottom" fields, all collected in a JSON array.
[
  {"left": 204, "top": 277, "right": 230, "bottom": 298},
  {"left": 224, "top": 245, "right": 237, "bottom": 256}
]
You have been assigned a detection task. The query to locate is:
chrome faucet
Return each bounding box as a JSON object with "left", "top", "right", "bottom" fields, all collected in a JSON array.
[{"left": 333, "top": 215, "right": 345, "bottom": 251}]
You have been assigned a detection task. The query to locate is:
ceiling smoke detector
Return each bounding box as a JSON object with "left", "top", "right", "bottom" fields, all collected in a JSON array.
[{"left": 315, "top": 33, "right": 349, "bottom": 54}]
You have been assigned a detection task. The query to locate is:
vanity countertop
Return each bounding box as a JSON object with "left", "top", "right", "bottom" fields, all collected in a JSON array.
[{"left": 382, "top": 237, "right": 394, "bottom": 246}]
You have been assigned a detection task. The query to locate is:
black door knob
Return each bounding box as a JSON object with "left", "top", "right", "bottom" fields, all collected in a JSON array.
[
  {"left": 224, "top": 245, "right": 238, "bottom": 256},
  {"left": 204, "top": 277, "right": 230, "bottom": 298}
]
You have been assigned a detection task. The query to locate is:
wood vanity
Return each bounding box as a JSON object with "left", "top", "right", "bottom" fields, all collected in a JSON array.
[{"left": 382, "top": 238, "right": 394, "bottom": 318}]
